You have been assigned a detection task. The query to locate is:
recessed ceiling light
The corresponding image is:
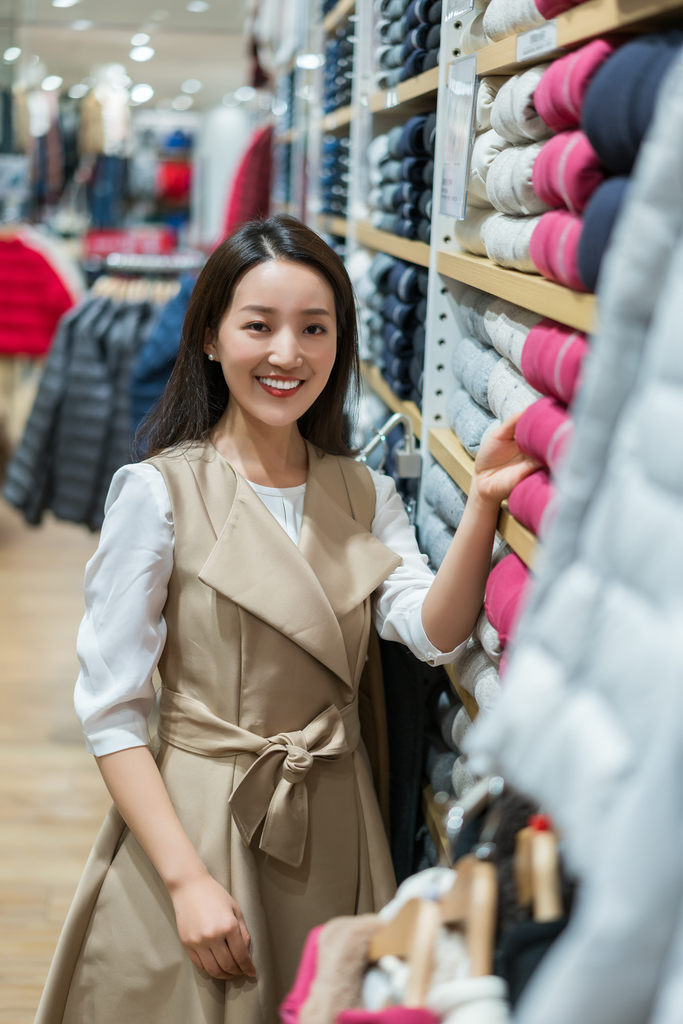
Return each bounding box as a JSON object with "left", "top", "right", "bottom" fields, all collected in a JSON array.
[
  {"left": 181, "top": 78, "right": 202, "bottom": 94},
  {"left": 112, "top": 74, "right": 132, "bottom": 89},
  {"left": 42, "top": 75, "right": 63, "bottom": 91},
  {"left": 172, "top": 94, "right": 193, "bottom": 110},
  {"left": 130, "top": 83, "right": 154, "bottom": 103},
  {"left": 29, "top": 55, "right": 40, "bottom": 66},
  {"left": 68, "top": 83, "right": 88, "bottom": 98},
  {"left": 234, "top": 85, "right": 256, "bottom": 102},
  {"left": 71, "top": 19, "right": 93, "bottom": 29},
  {"left": 52, "top": 0, "right": 82, "bottom": 7},
  {"left": 131, "top": 33, "right": 150, "bottom": 45},
  {"left": 130, "top": 46, "right": 154, "bottom": 62},
  {"left": 186, "top": 1, "right": 210, "bottom": 11},
  {"left": 272, "top": 98, "right": 287, "bottom": 116},
  {"left": 2, "top": 47, "right": 20, "bottom": 62},
  {"left": 296, "top": 53, "right": 325, "bottom": 69},
  {"left": 222, "top": 92, "right": 238, "bottom": 107}
]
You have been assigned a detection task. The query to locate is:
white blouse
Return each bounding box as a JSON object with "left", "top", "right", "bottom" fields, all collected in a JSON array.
[{"left": 75, "top": 463, "right": 465, "bottom": 756}]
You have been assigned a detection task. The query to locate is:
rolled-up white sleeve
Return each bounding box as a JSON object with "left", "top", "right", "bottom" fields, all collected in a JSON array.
[
  {"left": 369, "top": 469, "right": 466, "bottom": 666},
  {"left": 74, "top": 463, "right": 174, "bottom": 756}
]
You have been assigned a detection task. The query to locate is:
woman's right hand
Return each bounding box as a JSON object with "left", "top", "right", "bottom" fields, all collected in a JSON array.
[{"left": 170, "top": 871, "right": 256, "bottom": 980}]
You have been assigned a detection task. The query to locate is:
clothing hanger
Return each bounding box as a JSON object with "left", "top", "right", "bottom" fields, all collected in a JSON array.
[
  {"left": 439, "top": 854, "right": 498, "bottom": 977},
  {"left": 514, "top": 815, "right": 563, "bottom": 923},
  {"left": 367, "top": 897, "right": 442, "bottom": 1006}
]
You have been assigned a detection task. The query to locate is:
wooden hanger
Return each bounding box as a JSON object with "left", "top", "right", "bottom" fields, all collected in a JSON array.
[
  {"left": 514, "top": 816, "right": 563, "bottom": 923},
  {"left": 367, "top": 897, "right": 442, "bottom": 1007},
  {"left": 439, "top": 854, "right": 498, "bottom": 977}
]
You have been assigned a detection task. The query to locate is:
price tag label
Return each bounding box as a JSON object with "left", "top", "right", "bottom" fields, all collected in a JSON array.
[
  {"left": 385, "top": 89, "right": 399, "bottom": 108},
  {"left": 515, "top": 19, "right": 558, "bottom": 62},
  {"left": 439, "top": 54, "right": 477, "bottom": 220},
  {"left": 445, "top": 0, "right": 475, "bottom": 22}
]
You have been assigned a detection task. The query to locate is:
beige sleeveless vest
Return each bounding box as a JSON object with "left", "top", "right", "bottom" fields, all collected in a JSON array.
[{"left": 36, "top": 441, "right": 402, "bottom": 1024}]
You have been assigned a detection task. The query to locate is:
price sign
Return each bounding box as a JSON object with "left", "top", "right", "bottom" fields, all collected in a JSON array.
[
  {"left": 516, "top": 19, "right": 559, "bottom": 61},
  {"left": 385, "top": 89, "right": 399, "bottom": 108},
  {"left": 445, "top": 0, "right": 475, "bottom": 22},
  {"left": 439, "top": 54, "right": 478, "bottom": 220}
]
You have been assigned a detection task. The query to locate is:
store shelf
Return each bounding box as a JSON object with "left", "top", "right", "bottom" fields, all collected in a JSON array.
[
  {"left": 423, "top": 784, "right": 452, "bottom": 865},
  {"left": 437, "top": 249, "right": 595, "bottom": 333},
  {"left": 369, "top": 66, "right": 439, "bottom": 114},
  {"left": 320, "top": 104, "right": 356, "bottom": 131},
  {"left": 357, "top": 221, "right": 431, "bottom": 268},
  {"left": 317, "top": 214, "right": 348, "bottom": 236},
  {"left": 323, "top": 0, "right": 355, "bottom": 33},
  {"left": 428, "top": 427, "right": 537, "bottom": 567},
  {"left": 276, "top": 128, "right": 299, "bottom": 145},
  {"left": 476, "top": 0, "right": 683, "bottom": 74},
  {"left": 444, "top": 665, "right": 481, "bottom": 723},
  {"left": 361, "top": 362, "right": 422, "bottom": 439}
]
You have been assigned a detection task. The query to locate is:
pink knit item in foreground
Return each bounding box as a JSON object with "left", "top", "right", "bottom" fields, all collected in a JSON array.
[
  {"left": 534, "top": 0, "right": 578, "bottom": 20},
  {"left": 532, "top": 131, "right": 605, "bottom": 214},
  {"left": 515, "top": 396, "right": 573, "bottom": 472},
  {"left": 485, "top": 552, "right": 531, "bottom": 649},
  {"left": 508, "top": 468, "right": 555, "bottom": 536},
  {"left": 338, "top": 1009, "right": 440, "bottom": 1024},
  {"left": 534, "top": 38, "right": 620, "bottom": 131},
  {"left": 521, "top": 319, "right": 589, "bottom": 404},
  {"left": 529, "top": 210, "right": 586, "bottom": 291},
  {"left": 279, "top": 926, "right": 323, "bottom": 1024}
]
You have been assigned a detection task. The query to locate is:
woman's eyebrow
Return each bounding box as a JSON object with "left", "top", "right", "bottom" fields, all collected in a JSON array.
[{"left": 239, "top": 304, "right": 332, "bottom": 316}]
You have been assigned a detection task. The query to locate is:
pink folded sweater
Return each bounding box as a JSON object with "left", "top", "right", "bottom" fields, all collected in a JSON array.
[
  {"left": 520, "top": 319, "right": 589, "bottom": 404},
  {"left": 515, "top": 395, "right": 573, "bottom": 472},
  {"left": 508, "top": 467, "right": 555, "bottom": 535},
  {"left": 534, "top": 38, "right": 620, "bottom": 132},
  {"left": 535, "top": 0, "right": 580, "bottom": 20},
  {"left": 529, "top": 210, "right": 586, "bottom": 291},
  {"left": 532, "top": 131, "right": 605, "bottom": 214},
  {"left": 484, "top": 552, "right": 531, "bottom": 649}
]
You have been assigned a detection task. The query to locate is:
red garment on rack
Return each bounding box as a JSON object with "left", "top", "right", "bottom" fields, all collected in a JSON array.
[
  {"left": 0, "top": 235, "right": 75, "bottom": 356},
  {"left": 155, "top": 161, "right": 192, "bottom": 202},
  {"left": 222, "top": 125, "right": 273, "bottom": 238}
]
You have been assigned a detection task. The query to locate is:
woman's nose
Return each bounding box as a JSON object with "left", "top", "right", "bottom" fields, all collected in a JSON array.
[{"left": 268, "top": 328, "right": 303, "bottom": 369}]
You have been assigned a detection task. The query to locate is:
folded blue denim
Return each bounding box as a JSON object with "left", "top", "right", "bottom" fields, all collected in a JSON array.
[
  {"left": 401, "top": 48, "right": 426, "bottom": 79},
  {"left": 417, "top": 269, "right": 429, "bottom": 296},
  {"left": 392, "top": 182, "right": 421, "bottom": 205},
  {"left": 386, "top": 0, "right": 412, "bottom": 18},
  {"left": 412, "top": 323, "right": 426, "bottom": 358},
  {"left": 387, "top": 124, "right": 404, "bottom": 158},
  {"left": 410, "top": 355, "right": 423, "bottom": 392},
  {"left": 380, "top": 159, "right": 404, "bottom": 182},
  {"left": 384, "top": 44, "right": 405, "bottom": 68},
  {"left": 417, "top": 188, "right": 432, "bottom": 217},
  {"left": 370, "top": 251, "right": 399, "bottom": 286},
  {"left": 401, "top": 24, "right": 430, "bottom": 59},
  {"left": 384, "top": 325, "right": 414, "bottom": 357},
  {"left": 383, "top": 368, "right": 413, "bottom": 398},
  {"left": 424, "top": 462, "right": 467, "bottom": 530},
  {"left": 397, "top": 201, "right": 420, "bottom": 220},
  {"left": 370, "top": 210, "right": 399, "bottom": 232},
  {"left": 382, "top": 292, "right": 417, "bottom": 328},
  {"left": 386, "top": 354, "right": 413, "bottom": 383},
  {"left": 415, "top": 297, "right": 427, "bottom": 323},
  {"left": 428, "top": 0, "right": 441, "bottom": 21},
  {"left": 421, "top": 513, "right": 455, "bottom": 569},
  {"left": 578, "top": 176, "right": 629, "bottom": 292},
  {"left": 396, "top": 218, "right": 419, "bottom": 239},
  {"left": 388, "top": 260, "right": 421, "bottom": 300},
  {"left": 423, "top": 113, "right": 437, "bottom": 157},
  {"left": 400, "top": 114, "right": 430, "bottom": 157},
  {"left": 426, "top": 24, "right": 441, "bottom": 50},
  {"left": 422, "top": 159, "right": 434, "bottom": 185},
  {"left": 387, "top": 18, "right": 408, "bottom": 43},
  {"left": 447, "top": 387, "right": 500, "bottom": 455},
  {"left": 401, "top": 156, "right": 429, "bottom": 182}
]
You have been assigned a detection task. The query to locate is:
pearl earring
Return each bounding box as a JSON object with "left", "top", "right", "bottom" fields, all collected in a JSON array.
[{"left": 208, "top": 354, "right": 215, "bottom": 361}]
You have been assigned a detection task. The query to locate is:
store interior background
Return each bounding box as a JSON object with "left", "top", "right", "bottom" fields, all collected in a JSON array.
[{"left": 0, "top": 0, "right": 274, "bottom": 1018}]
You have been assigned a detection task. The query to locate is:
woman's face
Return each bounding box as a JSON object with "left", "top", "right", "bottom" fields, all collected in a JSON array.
[{"left": 204, "top": 259, "right": 338, "bottom": 429}]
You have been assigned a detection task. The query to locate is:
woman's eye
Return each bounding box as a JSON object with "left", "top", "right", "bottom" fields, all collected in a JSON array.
[
  {"left": 303, "top": 324, "right": 326, "bottom": 335},
  {"left": 246, "top": 322, "right": 268, "bottom": 331}
]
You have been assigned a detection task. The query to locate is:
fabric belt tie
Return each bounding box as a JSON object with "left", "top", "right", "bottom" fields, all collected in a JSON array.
[{"left": 158, "top": 688, "right": 360, "bottom": 869}]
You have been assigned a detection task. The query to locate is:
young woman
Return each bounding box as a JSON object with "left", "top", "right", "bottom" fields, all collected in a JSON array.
[{"left": 36, "top": 216, "right": 538, "bottom": 1024}]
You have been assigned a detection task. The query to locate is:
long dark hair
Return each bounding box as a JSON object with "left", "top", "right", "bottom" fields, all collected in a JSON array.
[{"left": 136, "top": 215, "right": 360, "bottom": 459}]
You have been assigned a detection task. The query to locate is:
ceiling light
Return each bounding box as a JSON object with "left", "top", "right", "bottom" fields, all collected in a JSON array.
[
  {"left": 186, "top": 1, "right": 210, "bottom": 10},
  {"left": 71, "top": 19, "right": 93, "bottom": 29},
  {"left": 130, "top": 46, "right": 154, "bottom": 62},
  {"left": 234, "top": 85, "right": 256, "bottom": 102},
  {"left": 131, "top": 33, "right": 150, "bottom": 45},
  {"left": 172, "top": 94, "right": 193, "bottom": 110},
  {"left": 130, "top": 83, "right": 154, "bottom": 103},
  {"left": 181, "top": 78, "right": 202, "bottom": 94},
  {"left": 296, "top": 53, "right": 325, "bottom": 69},
  {"left": 68, "top": 83, "right": 88, "bottom": 98},
  {"left": 42, "top": 75, "right": 63, "bottom": 91},
  {"left": 52, "top": 0, "right": 82, "bottom": 7},
  {"left": 272, "top": 98, "right": 287, "bottom": 116},
  {"left": 2, "top": 47, "right": 20, "bottom": 62}
]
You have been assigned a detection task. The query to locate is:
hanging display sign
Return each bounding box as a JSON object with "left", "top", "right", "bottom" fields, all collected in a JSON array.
[
  {"left": 516, "top": 19, "right": 559, "bottom": 61},
  {"left": 439, "top": 54, "right": 478, "bottom": 220},
  {"left": 444, "top": 0, "right": 475, "bottom": 22}
]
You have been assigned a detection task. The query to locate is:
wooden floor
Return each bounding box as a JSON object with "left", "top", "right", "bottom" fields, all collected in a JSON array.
[{"left": 0, "top": 500, "right": 109, "bottom": 1022}]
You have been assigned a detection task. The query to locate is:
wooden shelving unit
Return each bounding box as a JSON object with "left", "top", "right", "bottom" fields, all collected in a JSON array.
[
  {"left": 361, "top": 362, "right": 422, "bottom": 439},
  {"left": 317, "top": 214, "right": 348, "bottom": 236},
  {"left": 369, "top": 66, "right": 439, "bottom": 113},
  {"left": 476, "top": 0, "right": 683, "bottom": 74},
  {"left": 428, "top": 427, "right": 537, "bottom": 567},
  {"left": 422, "top": 784, "right": 452, "bottom": 865},
  {"left": 445, "top": 665, "right": 480, "bottom": 722},
  {"left": 357, "top": 221, "right": 431, "bottom": 268},
  {"left": 323, "top": 0, "right": 355, "bottom": 32},
  {"left": 437, "top": 250, "right": 596, "bottom": 333},
  {"left": 320, "top": 104, "right": 356, "bottom": 132}
]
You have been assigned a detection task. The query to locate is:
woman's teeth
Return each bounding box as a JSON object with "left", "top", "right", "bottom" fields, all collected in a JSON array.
[{"left": 257, "top": 377, "right": 302, "bottom": 390}]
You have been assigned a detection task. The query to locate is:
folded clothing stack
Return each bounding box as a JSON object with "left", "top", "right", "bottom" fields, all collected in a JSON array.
[
  {"left": 323, "top": 18, "right": 356, "bottom": 114},
  {"left": 484, "top": 551, "right": 531, "bottom": 674},
  {"left": 374, "top": 0, "right": 440, "bottom": 90},
  {"left": 355, "top": 251, "right": 428, "bottom": 403},
  {"left": 320, "top": 134, "right": 351, "bottom": 217},
  {"left": 482, "top": 0, "right": 588, "bottom": 45},
  {"left": 421, "top": 461, "right": 467, "bottom": 568},
  {"left": 368, "top": 114, "right": 436, "bottom": 242}
]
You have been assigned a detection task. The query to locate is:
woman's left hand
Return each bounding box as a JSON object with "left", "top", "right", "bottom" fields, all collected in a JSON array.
[{"left": 472, "top": 411, "right": 541, "bottom": 507}]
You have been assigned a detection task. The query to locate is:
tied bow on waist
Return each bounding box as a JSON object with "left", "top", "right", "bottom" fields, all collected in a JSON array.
[{"left": 158, "top": 688, "right": 360, "bottom": 868}]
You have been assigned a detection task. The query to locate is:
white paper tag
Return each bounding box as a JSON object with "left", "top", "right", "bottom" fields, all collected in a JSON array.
[
  {"left": 516, "top": 19, "right": 558, "bottom": 62},
  {"left": 385, "top": 89, "right": 399, "bottom": 108},
  {"left": 445, "top": 0, "right": 475, "bottom": 22},
  {"left": 439, "top": 54, "right": 478, "bottom": 220}
]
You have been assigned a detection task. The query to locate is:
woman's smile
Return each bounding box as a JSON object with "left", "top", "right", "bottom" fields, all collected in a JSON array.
[{"left": 255, "top": 374, "right": 306, "bottom": 397}]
